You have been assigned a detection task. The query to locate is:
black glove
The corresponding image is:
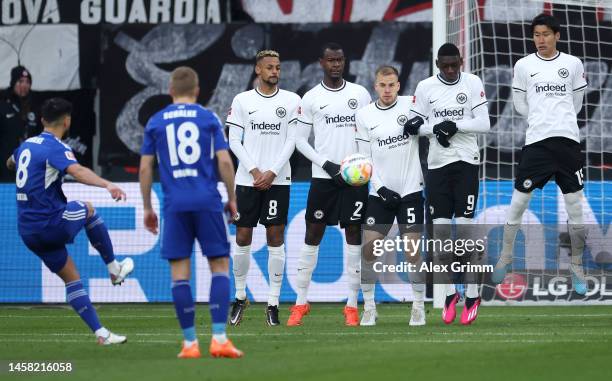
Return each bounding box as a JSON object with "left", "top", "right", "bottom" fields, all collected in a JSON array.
[
  {"left": 377, "top": 186, "right": 401, "bottom": 210},
  {"left": 322, "top": 161, "right": 347, "bottom": 187},
  {"left": 433, "top": 120, "right": 458, "bottom": 148},
  {"left": 404, "top": 116, "right": 424, "bottom": 136}
]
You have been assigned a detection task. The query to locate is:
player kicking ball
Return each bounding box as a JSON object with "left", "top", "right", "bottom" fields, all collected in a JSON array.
[
  {"left": 492, "top": 14, "right": 588, "bottom": 294},
  {"left": 406, "top": 43, "right": 490, "bottom": 325},
  {"left": 227, "top": 50, "right": 299, "bottom": 327},
  {"left": 289, "top": 42, "right": 371, "bottom": 326},
  {"left": 356, "top": 66, "right": 426, "bottom": 326},
  {"left": 8, "top": 98, "right": 134, "bottom": 345},
  {"left": 139, "top": 67, "right": 242, "bottom": 359}
]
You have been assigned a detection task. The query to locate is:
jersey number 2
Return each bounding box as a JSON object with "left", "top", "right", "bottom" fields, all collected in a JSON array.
[{"left": 166, "top": 122, "right": 201, "bottom": 166}]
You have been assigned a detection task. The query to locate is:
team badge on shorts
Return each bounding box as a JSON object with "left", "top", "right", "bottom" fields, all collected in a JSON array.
[
  {"left": 348, "top": 99, "right": 358, "bottom": 109},
  {"left": 456, "top": 93, "right": 467, "bottom": 104},
  {"left": 276, "top": 107, "right": 286, "bottom": 118},
  {"left": 314, "top": 210, "right": 324, "bottom": 220},
  {"left": 397, "top": 115, "right": 408, "bottom": 126},
  {"left": 234, "top": 212, "right": 241, "bottom": 221},
  {"left": 366, "top": 216, "right": 376, "bottom": 226},
  {"left": 523, "top": 179, "right": 533, "bottom": 189},
  {"left": 558, "top": 68, "right": 569, "bottom": 78},
  {"left": 429, "top": 205, "right": 435, "bottom": 215}
]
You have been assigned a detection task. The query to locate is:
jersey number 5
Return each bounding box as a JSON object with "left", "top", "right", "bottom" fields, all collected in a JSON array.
[{"left": 166, "top": 122, "right": 201, "bottom": 166}]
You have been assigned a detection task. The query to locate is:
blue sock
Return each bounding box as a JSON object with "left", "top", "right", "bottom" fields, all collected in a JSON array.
[
  {"left": 66, "top": 280, "right": 102, "bottom": 333},
  {"left": 86, "top": 213, "right": 115, "bottom": 265},
  {"left": 209, "top": 272, "right": 230, "bottom": 335},
  {"left": 171, "top": 280, "right": 196, "bottom": 342}
]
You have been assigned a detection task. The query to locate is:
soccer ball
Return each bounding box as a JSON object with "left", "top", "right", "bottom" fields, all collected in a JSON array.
[{"left": 340, "top": 154, "right": 372, "bottom": 186}]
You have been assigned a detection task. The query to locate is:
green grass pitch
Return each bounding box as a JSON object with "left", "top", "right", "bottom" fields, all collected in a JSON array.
[{"left": 1, "top": 303, "right": 611, "bottom": 380}]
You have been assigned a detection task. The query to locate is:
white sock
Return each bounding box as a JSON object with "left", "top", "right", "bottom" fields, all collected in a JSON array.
[
  {"left": 213, "top": 333, "right": 227, "bottom": 344},
  {"left": 232, "top": 244, "right": 251, "bottom": 300},
  {"left": 412, "top": 282, "right": 425, "bottom": 304},
  {"left": 107, "top": 260, "right": 120, "bottom": 275},
  {"left": 296, "top": 244, "right": 319, "bottom": 305},
  {"left": 267, "top": 244, "right": 286, "bottom": 306},
  {"left": 446, "top": 284, "right": 456, "bottom": 297},
  {"left": 184, "top": 339, "right": 198, "bottom": 347},
  {"left": 346, "top": 244, "right": 361, "bottom": 308},
  {"left": 564, "top": 191, "right": 586, "bottom": 264},
  {"left": 361, "top": 283, "right": 375, "bottom": 311},
  {"left": 95, "top": 327, "right": 110, "bottom": 338},
  {"left": 466, "top": 283, "right": 479, "bottom": 298}
]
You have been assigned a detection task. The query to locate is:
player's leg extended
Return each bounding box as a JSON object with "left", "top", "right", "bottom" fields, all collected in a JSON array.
[
  {"left": 230, "top": 227, "right": 252, "bottom": 326},
  {"left": 265, "top": 224, "right": 286, "bottom": 326},
  {"left": 82, "top": 202, "right": 134, "bottom": 285},
  {"left": 169, "top": 258, "right": 200, "bottom": 359},
  {"left": 403, "top": 231, "right": 426, "bottom": 326},
  {"left": 564, "top": 190, "right": 587, "bottom": 295},
  {"left": 491, "top": 190, "right": 532, "bottom": 283},
  {"left": 56, "top": 255, "right": 126, "bottom": 345},
  {"left": 344, "top": 223, "right": 362, "bottom": 326},
  {"left": 455, "top": 217, "right": 482, "bottom": 325}
]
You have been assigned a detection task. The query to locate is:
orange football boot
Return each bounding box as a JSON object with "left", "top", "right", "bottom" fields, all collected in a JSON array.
[
  {"left": 343, "top": 306, "right": 359, "bottom": 326},
  {"left": 209, "top": 338, "right": 243, "bottom": 358},
  {"left": 177, "top": 341, "right": 201, "bottom": 359},
  {"left": 287, "top": 304, "right": 311, "bottom": 326}
]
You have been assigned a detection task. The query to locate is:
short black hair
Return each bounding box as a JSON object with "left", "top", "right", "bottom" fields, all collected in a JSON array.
[
  {"left": 41, "top": 98, "right": 72, "bottom": 124},
  {"left": 320, "top": 42, "right": 343, "bottom": 58},
  {"left": 531, "top": 13, "right": 560, "bottom": 34},
  {"left": 437, "top": 43, "right": 460, "bottom": 58}
]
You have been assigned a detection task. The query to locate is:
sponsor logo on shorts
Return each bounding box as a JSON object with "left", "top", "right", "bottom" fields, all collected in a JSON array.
[
  {"left": 366, "top": 216, "right": 375, "bottom": 225},
  {"left": 456, "top": 93, "right": 467, "bottom": 104},
  {"left": 314, "top": 210, "right": 324, "bottom": 220},
  {"left": 276, "top": 107, "right": 286, "bottom": 118},
  {"left": 348, "top": 99, "right": 358, "bottom": 109},
  {"left": 558, "top": 68, "right": 569, "bottom": 78},
  {"left": 523, "top": 179, "right": 533, "bottom": 189}
]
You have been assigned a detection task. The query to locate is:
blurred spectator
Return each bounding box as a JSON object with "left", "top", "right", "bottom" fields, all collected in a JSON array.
[{"left": 0, "top": 66, "right": 42, "bottom": 182}]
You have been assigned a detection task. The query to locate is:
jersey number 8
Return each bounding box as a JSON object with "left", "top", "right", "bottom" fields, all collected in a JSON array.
[
  {"left": 165, "top": 122, "right": 201, "bottom": 166},
  {"left": 16, "top": 149, "right": 31, "bottom": 188}
]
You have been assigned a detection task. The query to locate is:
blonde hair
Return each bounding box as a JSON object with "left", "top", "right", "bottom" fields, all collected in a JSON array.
[
  {"left": 256, "top": 50, "right": 280, "bottom": 63},
  {"left": 170, "top": 66, "right": 199, "bottom": 96},
  {"left": 375, "top": 65, "right": 400, "bottom": 78}
]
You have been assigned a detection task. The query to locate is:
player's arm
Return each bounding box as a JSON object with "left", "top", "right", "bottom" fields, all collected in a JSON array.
[
  {"left": 512, "top": 61, "right": 529, "bottom": 116},
  {"left": 406, "top": 87, "right": 433, "bottom": 136},
  {"left": 139, "top": 154, "right": 158, "bottom": 234},
  {"left": 212, "top": 117, "right": 238, "bottom": 220},
  {"left": 355, "top": 113, "right": 382, "bottom": 192},
  {"left": 455, "top": 77, "right": 491, "bottom": 133},
  {"left": 572, "top": 59, "right": 587, "bottom": 113},
  {"left": 226, "top": 97, "right": 261, "bottom": 182},
  {"left": 295, "top": 97, "right": 328, "bottom": 167},
  {"left": 6, "top": 155, "right": 15, "bottom": 171},
  {"left": 66, "top": 164, "right": 125, "bottom": 201}
]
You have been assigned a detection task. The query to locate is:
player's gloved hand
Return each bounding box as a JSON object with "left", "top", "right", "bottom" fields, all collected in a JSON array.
[
  {"left": 433, "top": 120, "right": 458, "bottom": 148},
  {"left": 404, "top": 116, "right": 424, "bottom": 136},
  {"left": 322, "top": 161, "right": 347, "bottom": 188},
  {"left": 377, "top": 186, "right": 401, "bottom": 210}
]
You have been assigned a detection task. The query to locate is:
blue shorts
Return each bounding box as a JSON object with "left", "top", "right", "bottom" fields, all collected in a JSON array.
[
  {"left": 20, "top": 201, "right": 89, "bottom": 273},
  {"left": 161, "top": 210, "right": 230, "bottom": 260}
]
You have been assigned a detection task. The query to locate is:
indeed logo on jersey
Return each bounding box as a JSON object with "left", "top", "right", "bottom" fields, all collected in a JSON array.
[
  {"left": 377, "top": 133, "right": 410, "bottom": 148},
  {"left": 535, "top": 82, "right": 567, "bottom": 95},
  {"left": 324, "top": 114, "right": 356, "bottom": 125},
  {"left": 433, "top": 107, "right": 464, "bottom": 120},
  {"left": 250, "top": 121, "right": 281, "bottom": 131}
]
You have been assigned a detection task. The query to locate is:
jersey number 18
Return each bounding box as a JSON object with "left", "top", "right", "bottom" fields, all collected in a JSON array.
[{"left": 165, "top": 122, "right": 201, "bottom": 166}]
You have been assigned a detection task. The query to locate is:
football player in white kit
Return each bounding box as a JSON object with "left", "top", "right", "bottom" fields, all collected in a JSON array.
[
  {"left": 288, "top": 42, "right": 371, "bottom": 326},
  {"left": 406, "top": 43, "right": 490, "bottom": 325},
  {"left": 355, "top": 65, "right": 426, "bottom": 326},
  {"left": 492, "top": 14, "right": 588, "bottom": 295},
  {"left": 226, "top": 50, "right": 300, "bottom": 326}
]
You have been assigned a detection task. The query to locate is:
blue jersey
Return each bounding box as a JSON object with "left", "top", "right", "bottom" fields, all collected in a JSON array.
[
  {"left": 14, "top": 132, "right": 79, "bottom": 235},
  {"left": 141, "top": 103, "right": 229, "bottom": 212}
]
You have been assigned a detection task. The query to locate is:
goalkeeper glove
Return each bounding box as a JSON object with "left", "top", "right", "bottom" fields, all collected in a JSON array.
[
  {"left": 322, "top": 161, "right": 347, "bottom": 188},
  {"left": 377, "top": 186, "right": 401, "bottom": 210},
  {"left": 404, "top": 116, "right": 424, "bottom": 136},
  {"left": 433, "top": 120, "right": 458, "bottom": 148}
]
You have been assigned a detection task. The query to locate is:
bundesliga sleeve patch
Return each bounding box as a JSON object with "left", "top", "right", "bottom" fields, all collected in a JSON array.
[{"left": 65, "top": 151, "right": 76, "bottom": 161}]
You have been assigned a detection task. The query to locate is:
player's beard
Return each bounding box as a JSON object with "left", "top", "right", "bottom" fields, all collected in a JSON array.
[{"left": 262, "top": 77, "right": 278, "bottom": 87}]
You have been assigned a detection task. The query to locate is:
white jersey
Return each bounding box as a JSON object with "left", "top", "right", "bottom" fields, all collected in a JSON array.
[
  {"left": 297, "top": 80, "right": 372, "bottom": 179},
  {"left": 356, "top": 96, "right": 423, "bottom": 197},
  {"left": 226, "top": 87, "right": 300, "bottom": 186},
  {"left": 512, "top": 51, "right": 587, "bottom": 145},
  {"left": 410, "top": 72, "right": 488, "bottom": 170}
]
